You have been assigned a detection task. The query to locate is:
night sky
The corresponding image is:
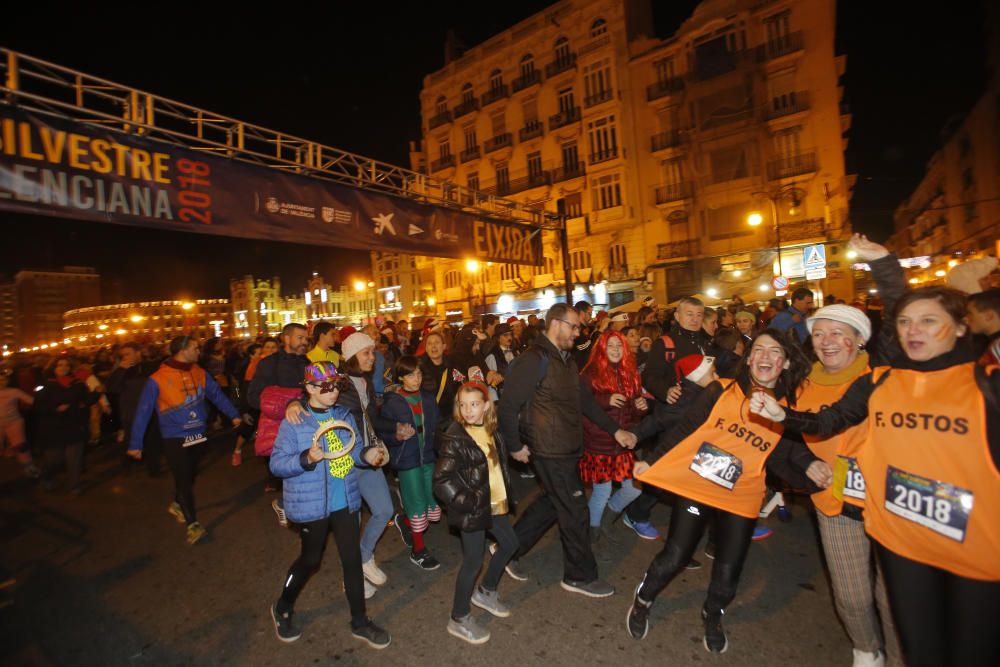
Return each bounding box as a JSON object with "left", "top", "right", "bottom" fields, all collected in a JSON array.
[{"left": 1, "top": 1, "right": 989, "bottom": 301}]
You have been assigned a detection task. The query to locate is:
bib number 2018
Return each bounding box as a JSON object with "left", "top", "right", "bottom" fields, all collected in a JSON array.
[
  {"left": 884, "top": 466, "right": 973, "bottom": 543},
  {"left": 690, "top": 442, "right": 743, "bottom": 490}
]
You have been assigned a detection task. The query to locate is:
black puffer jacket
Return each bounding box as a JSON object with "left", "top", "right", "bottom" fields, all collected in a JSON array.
[{"left": 433, "top": 421, "right": 513, "bottom": 532}]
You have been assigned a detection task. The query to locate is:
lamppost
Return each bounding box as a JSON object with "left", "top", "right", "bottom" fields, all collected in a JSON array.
[
  {"left": 353, "top": 280, "right": 376, "bottom": 324},
  {"left": 465, "top": 259, "right": 488, "bottom": 319},
  {"left": 747, "top": 184, "right": 806, "bottom": 278}
]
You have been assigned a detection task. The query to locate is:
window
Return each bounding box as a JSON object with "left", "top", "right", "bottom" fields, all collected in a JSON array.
[
  {"left": 555, "top": 36, "right": 571, "bottom": 61},
  {"left": 773, "top": 127, "right": 802, "bottom": 159},
  {"left": 655, "top": 57, "right": 675, "bottom": 83},
  {"left": 520, "top": 54, "right": 535, "bottom": 77},
  {"left": 570, "top": 249, "right": 592, "bottom": 271},
  {"left": 489, "top": 69, "right": 503, "bottom": 91},
  {"left": 709, "top": 143, "right": 750, "bottom": 182},
  {"left": 557, "top": 87, "right": 576, "bottom": 113},
  {"left": 559, "top": 192, "right": 583, "bottom": 218},
  {"left": 591, "top": 18, "right": 607, "bottom": 37},
  {"left": 500, "top": 264, "right": 521, "bottom": 281},
  {"left": 527, "top": 151, "right": 543, "bottom": 179},
  {"left": 963, "top": 167, "right": 975, "bottom": 189},
  {"left": 587, "top": 115, "right": 618, "bottom": 162},
  {"left": 610, "top": 244, "right": 627, "bottom": 269},
  {"left": 435, "top": 96, "right": 447, "bottom": 114},
  {"left": 522, "top": 95, "right": 538, "bottom": 124},
  {"left": 467, "top": 171, "right": 479, "bottom": 191},
  {"left": 562, "top": 142, "right": 580, "bottom": 168},
  {"left": 438, "top": 138, "right": 451, "bottom": 159},
  {"left": 461, "top": 83, "right": 475, "bottom": 104},
  {"left": 544, "top": 256, "right": 556, "bottom": 274},
  {"left": 496, "top": 162, "right": 510, "bottom": 192},
  {"left": 656, "top": 105, "right": 679, "bottom": 133},
  {"left": 491, "top": 109, "right": 506, "bottom": 136},
  {"left": 591, "top": 172, "right": 622, "bottom": 210},
  {"left": 662, "top": 158, "right": 683, "bottom": 187},
  {"left": 445, "top": 271, "right": 462, "bottom": 288},
  {"left": 706, "top": 203, "right": 755, "bottom": 240},
  {"left": 584, "top": 58, "right": 612, "bottom": 104},
  {"left": 463, "top": 124, "right": 477, "bottom": 150},
  {"left": 763, "top": 11, "right": 791, "bottom": 51}
]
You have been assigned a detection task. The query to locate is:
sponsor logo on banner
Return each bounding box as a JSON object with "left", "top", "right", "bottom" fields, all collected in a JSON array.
[
  {"left": 408, "top": 223, "right": 424, "bottom": 236},
  {"left": 265, "top": 197, "right": 280, "bottom": 213},
  {"left": 322, "top": 206, "right": 353, "bottom": 224},
  {"left": 372, "top": 212, "right": 396, "bottom": 235}
]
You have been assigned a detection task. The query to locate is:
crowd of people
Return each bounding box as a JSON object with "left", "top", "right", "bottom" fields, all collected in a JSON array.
[{"left": 3, "top": 234, "right": 999, "bottom": 665}]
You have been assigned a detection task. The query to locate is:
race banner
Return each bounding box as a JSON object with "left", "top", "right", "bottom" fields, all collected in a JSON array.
[{"left": 0, "top": 106, "right": 542, "bottom": 265}]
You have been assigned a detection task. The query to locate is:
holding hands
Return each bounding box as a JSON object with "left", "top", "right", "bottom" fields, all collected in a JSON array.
[
  {"left": 748, "top": 391, "right": 786, "bottom": 422},
  {"left": 614, "top": 429, "right": 638, "bottom": 449}
]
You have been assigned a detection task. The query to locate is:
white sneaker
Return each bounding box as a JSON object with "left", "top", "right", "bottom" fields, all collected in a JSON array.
[
  {"left": 362, "top": 558, "right": 387, "bottom": 585},
  {"left": 852, "top": 649, "right": 884, "bottom": 667},
  {"left": 364, "top": 580, "right": 377, "bottom": 600}
]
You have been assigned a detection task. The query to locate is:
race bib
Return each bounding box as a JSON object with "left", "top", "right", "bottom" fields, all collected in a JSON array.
[
  {"left": 690, "top": 442, "right": 743, "bottom": 490},
  {"left": 832, "top": 456, "right": 866, "bottom": 501},
  {"left": 884, "top": 466, "right": 973, "bottom": 543},
  {"left": 182, "top": 433, "right": 207, "bottom": 447}
]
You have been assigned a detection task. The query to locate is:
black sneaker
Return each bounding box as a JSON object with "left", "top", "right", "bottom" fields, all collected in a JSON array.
[
  {"left": 352, "top": 618, "right": 391, "bottom": 649},
  {"left": 270, "top": 604, "right": 301, "bottom": 643},
  {"left": 626, "top": 583, "right": 651, "bottom": 639},
  {"left": 489, "top": 542, "right": 528, "bottom": 581},
  {"left": 685, "top": 557, "right": 702, "bottom": 570},
  {"left": 410, "top": 549, "right": 441, "bottom": 570},
  {"left": 702, "top": 607, "right": 729, "bottom": 653},
  {"left": 393, "top": 513, "right": 413, "bottom": 548}
]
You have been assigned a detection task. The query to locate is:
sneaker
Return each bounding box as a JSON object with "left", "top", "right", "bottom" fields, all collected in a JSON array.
[
  {"left": 561, "top": 578, "right": 614, "bottom": 598},
  {"left": 362, "top": 558, "right": 388, "bottom": 585},
  {"left": 272, "top": 498, "right": 288, "bottom": 528},
  {"left": 410, "top": 549, "right": 441, "bottom": 570},
  {"left": 702, "top": 607, "right": 729, "bottom": 653},
  {"left": 167, "top": 502, "right": 186, "bottom": 525},
  {"left": 752, "top": 525, "right": 773, "bottom": 541},
  {"left": 364, "top": 580, "right": 377, "bottom": 600},
  {"left": 685, "top": 558, "right": 702, "bottom": 570},
  {"left": 393, "top": 513, "right": 413, "bottom": 548},
  {"left": 231, "top": 449, "right": 242, "bottom": 466},
  {"left": 626, "top": 583, "right": 652, "bottom": 639},
  {"left": 351, "top": 618, "right": 391, "bottom": 649},
  {"left": 704, "top": 541, "right": 716, "bottom": 560},
  {"left": 270, "top": 604, "right": 301, "bottom": 643},
  {"left": 471, "top": 586, "right": 510, "bottom": 618},
  {"left": 186, "top": 522, "right": 207, "bottom": 545},
  {"left": 489, "top": 543, "right": 528, "bottom": 581},
  {"left": 447, "top": 614, "right": 490, "bottom": 645},
  {"left": 518, "top": 469, "right": 536, "bottom": 479},
  {"left": 623, "top": 515, "right": 660, "bottom": 540},
  {"left": 852, "top": 648, "right": 885, "bottom": 667}
]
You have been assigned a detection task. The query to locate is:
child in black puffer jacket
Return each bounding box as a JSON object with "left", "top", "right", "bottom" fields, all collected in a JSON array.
[{"left": 433, "top": 381, "right": 517, "bottom": 646}]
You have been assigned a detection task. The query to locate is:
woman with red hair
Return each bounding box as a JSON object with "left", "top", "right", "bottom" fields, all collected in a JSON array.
[{"left": 580, "top": 330, "right": 649, "bottom": 555}]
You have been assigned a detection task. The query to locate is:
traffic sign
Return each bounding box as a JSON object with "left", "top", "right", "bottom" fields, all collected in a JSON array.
[
  {"left": 802, "top": 244, "right": 827, "bottom": 270},
  {"left": 772, "top": 275, "right": 789, "bottom": 290},
  {"left": 805, "top": 267, "right": 828, "bottom": 280}
]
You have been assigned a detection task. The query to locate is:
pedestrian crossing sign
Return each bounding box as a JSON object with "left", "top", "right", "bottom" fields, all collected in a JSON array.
[{"left": 802, "top": 244, "right": 826, "bottom": 270}]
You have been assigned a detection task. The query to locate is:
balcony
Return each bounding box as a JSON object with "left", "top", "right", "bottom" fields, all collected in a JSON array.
[
  {"left": 766, "top": 91, "right": 810, "bottom": 120},
  {"left": 757, "top": 31, "right": 804, "bottom": 61},
  {"left": 608, "top": 265, "right": 630, "bottom": 282},
  {"left": 552, "top": 163, "right": 586, "bottom": 182},
  {"left": 767, "top": 218, "right": 825, "bottom": 244},
  {"left": 507, "top": 171, "right": 552, "bottom": 194},
  {"left": 453, "top": 98, "right": 480, "bottom": 119},
  {"left": 428, "top": 110, "right": 452, "bottom": 129},
  {"left": 549, "top": 106, "right": 581, "bottom": 130},
  {"left": 545, "top": 53, "right": 577, "bottom": 78},
  {"left": 589, "top": 147, "right": 619, "bottom": 165},
  {"left": 430, "top": 154, "right": 455, "bottom": 172},
  {"left": 767, "top": 151, "right": 818, "bottom": 180},
  {"left": 511, "top": 69, "right": 542, "bottom": 93},
  {"left": 460, "top": 146, "right": 481, "bottom": 163},
  {"left": 651, "top": 129, "right": 683, "bottom": 152},
  {"left": 480, "top": 84, "right": 509, "bottom": 107},
  {"left": 654, "top": 182, "right": 692, "bottom": 204},
  {"left": 584, "top": 88, "right": 614, "bottom": 107},
  {"left": 657, "top": 239, "right": 700, "bottom": 260},
  {"left": 646, "top": 77, "right": 685, "bottom": 101},
  {"left": 519, "top": 120, "right": 544, "bottom": 142},
  {"left": 484, "top": 132, "right": 513, "bottom": 153}
]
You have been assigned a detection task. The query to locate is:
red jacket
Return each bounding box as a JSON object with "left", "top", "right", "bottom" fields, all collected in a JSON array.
[{"left": 581, "top": 370, "right": 647, "bottom": 456}]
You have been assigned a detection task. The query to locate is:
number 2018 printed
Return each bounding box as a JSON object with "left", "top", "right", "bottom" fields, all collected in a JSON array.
[{"left": 177, "top": 158, "right": 212, "bottom": 224}]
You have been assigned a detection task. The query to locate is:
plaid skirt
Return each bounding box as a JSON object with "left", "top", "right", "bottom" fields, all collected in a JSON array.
[{"left": 578, "top": 450, "right": 635, "bottom": 484}]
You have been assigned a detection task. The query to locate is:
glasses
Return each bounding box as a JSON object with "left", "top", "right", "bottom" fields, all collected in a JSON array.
[
  {"left": 307, "top": 377, "right": 349, "bottom": 394},
  {"left": 555, "top": 318, "right": 581, "bottom": 333}
]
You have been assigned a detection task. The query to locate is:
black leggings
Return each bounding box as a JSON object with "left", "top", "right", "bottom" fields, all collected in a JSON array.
[
  {"left": 452, "top": 514, "right": 519, "bottom": 618},
  {"left": 638, "top": 495, "right": 755, "bottom": 614},
  {"left": 163, "top": 438, "right": 203, "bottom": 524},
  {"left": 278, "top": 508, "right": 367, "bottom": 629},
  {"left": 876, "top": 543, "right": 1000, "bottom": 667}
]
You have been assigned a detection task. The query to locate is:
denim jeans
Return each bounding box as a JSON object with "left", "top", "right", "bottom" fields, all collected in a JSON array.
[
  {"left": 587, "top": 478, "right": 642, "bottom": 526},
  {"left": 355, "top": 466, "right": 393, "bottom": 562}
]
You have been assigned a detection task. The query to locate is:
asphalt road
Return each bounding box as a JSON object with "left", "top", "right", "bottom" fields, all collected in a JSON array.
[{"left": 1, "top": 434, "right": 854, "bottom": 666}]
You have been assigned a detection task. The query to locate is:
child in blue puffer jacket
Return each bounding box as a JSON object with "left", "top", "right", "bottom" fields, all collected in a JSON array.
[{"left": 268, "top": 361, "right": 392, "bottom": 650}]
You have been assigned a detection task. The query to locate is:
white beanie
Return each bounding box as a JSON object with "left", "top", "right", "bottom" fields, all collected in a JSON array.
[
  {"left": 806, "top": 304, "right": 872, "bottom": 342},
  {"left": 342, "top": 332, "right": 375, "bottom": 361}
]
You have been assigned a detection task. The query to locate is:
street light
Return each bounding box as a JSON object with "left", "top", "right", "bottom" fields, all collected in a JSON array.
[
  {"left": 465, "top": 260, "right": 488, "bottom": 318},
  {"left": 748, "top": 184, "right": 805, "bottom": 278}
]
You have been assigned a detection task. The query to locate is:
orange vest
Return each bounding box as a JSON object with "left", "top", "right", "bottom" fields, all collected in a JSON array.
[
  {"left": 799, "top": 375, "right": 870, "bottom": 516},
  {"left": 861, "top": 363, "right": 1000, "bottom": 581},
  {"left": 637, "top": 382, "right": 785, "bottom": 518}
]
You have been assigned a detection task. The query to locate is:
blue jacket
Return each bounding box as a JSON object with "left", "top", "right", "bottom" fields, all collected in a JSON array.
[
  {"left": 378, "top": 388, "right": 440, "bottom": 470},
  {"left": 770, "top": 306, "right": 810, "bottom": 343},
  {"left": 269, "top": 406, "right": 363, "bottom": 523},
  {"left": 129, "top": 360, "right": 239, "bottom": 451}
]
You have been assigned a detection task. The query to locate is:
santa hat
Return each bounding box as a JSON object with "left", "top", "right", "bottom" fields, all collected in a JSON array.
[
  {"left": 339, "top": 325, "right": 357, "bottom": 339},
  {"left": 507, "top": 316, "right": 519, "bottom": 325},
  {"left": 608, "top": 311, "right": 629, "bottom": 323},
  {"left": 675, "top": 354, "right": 715, "bottom": 384},
  {"left": 594, "top": 311, "right": 609, "bottom": 322}
]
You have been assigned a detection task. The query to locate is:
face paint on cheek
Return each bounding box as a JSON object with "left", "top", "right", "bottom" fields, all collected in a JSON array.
[{"left": 934, "top": 324, "right": 953, "bottom": 341}]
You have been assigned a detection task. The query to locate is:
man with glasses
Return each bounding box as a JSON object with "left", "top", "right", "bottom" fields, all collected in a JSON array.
[
  {"left": 128, "top": 335, "right": 241, "bottom": 545},
  {"left": 498, "top": 303, "right": 637, "bottom": 598}
]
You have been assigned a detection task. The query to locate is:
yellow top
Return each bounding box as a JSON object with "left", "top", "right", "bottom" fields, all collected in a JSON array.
[
  {"left": 307, "top": 346, "right": 340, "bottom": 366},
  {"left": 465, "top": 424, "right": 508, "bottom": 515}
]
